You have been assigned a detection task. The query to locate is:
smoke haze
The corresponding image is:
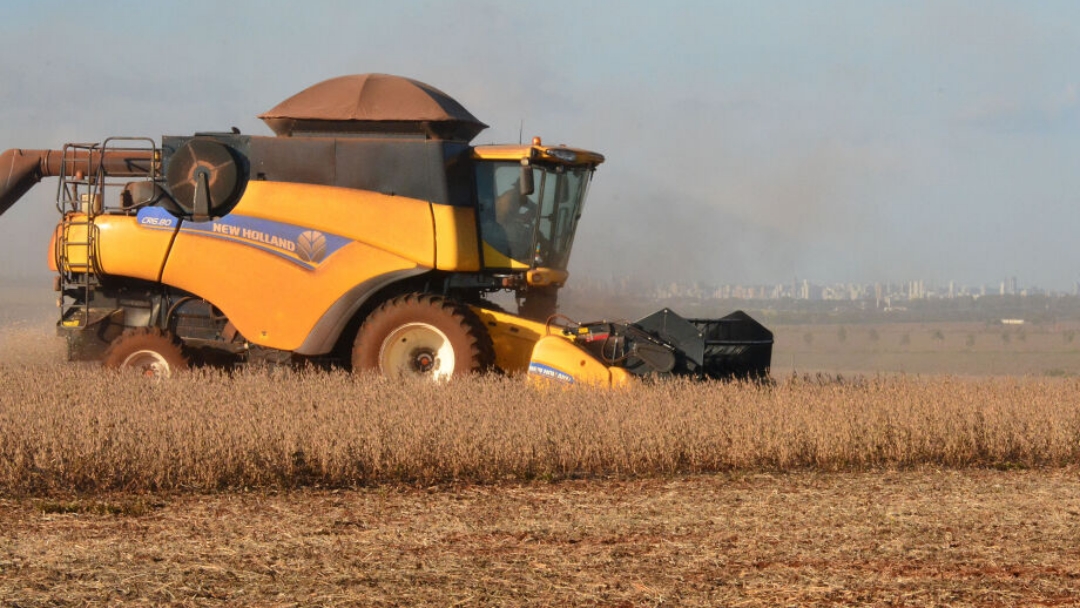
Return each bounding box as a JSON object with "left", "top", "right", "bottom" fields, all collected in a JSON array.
[{"left": 2, "top": 1, "right": 1079, "bottom": 291}]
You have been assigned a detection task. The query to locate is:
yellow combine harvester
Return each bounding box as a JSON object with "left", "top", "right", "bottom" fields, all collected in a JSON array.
[{"left": 0, "top": 74, "right": 771, "bottom": 384}]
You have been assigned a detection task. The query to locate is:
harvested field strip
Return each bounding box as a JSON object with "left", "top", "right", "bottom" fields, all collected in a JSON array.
[
  {"left": 3, "top": 365, "right": 1080, "bottom": 494},
  {"left": 3, "top": 470, "right": 1080, "bottom": 606}
]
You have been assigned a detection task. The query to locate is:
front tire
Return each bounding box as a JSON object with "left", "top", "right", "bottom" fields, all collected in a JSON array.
[
  {"left": 103, "top": 327, "right": 189, "bottom": 378},
  {"left": 352, "top": 294, "right": 493, "bottom": 380}
]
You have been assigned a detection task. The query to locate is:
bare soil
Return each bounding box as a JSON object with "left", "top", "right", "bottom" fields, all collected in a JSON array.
[{"left": 3, "top": 469, "right": 1080, "bottom": 607}]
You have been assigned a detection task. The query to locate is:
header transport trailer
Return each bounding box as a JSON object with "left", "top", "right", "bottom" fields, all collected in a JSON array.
[{"left": 0, "top": 73, "right": 772, "bottom": 384}]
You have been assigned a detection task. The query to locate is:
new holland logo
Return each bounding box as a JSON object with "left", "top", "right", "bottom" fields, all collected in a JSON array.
[
  {"left": 296, "top": 230, "right": 327, "bottom": 264},
  {"left": 136, "top": 207, "right": 349, "bottom": 270}
]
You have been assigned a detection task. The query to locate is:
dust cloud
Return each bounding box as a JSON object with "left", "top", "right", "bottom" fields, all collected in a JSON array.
[{"left": 0, "top": 279, "right": 65, "bottom": 365}]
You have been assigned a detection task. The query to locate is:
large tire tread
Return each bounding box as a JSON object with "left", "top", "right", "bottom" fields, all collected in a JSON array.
[
  {"left": 103, "top": 327, "right": 189, "bottom": 376},
  {"left": 352, "top": 293, "right": 494, "bottom": 378}
]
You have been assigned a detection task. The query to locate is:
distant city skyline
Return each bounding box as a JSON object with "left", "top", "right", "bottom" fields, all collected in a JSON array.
[{"left": 569, "top": 273, "right": 1080, "bottom": 301}]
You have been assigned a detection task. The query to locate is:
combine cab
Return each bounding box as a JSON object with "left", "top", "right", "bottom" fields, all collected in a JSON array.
[{"left": 0, "top": 74, "right": 771, "bottom": 383}]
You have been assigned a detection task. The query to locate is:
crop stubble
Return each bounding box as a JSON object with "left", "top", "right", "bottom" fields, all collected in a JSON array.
[{"left": 2, "top": 470, "right": 1080, "bottom": 606}]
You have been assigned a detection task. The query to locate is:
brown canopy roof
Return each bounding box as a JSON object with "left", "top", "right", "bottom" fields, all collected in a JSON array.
[{"left": 258, "top": 74, "right": 488, "bottom": 141}]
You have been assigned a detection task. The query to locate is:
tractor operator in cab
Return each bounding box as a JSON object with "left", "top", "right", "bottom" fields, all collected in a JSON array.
[{"left": 479, "top": 169, "right": 537, "bottom": 263}]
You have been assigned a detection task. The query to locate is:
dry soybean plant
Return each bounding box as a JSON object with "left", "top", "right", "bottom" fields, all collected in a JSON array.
[{"left": 2, "top": 362, "right": 1080, "bottom": 495}]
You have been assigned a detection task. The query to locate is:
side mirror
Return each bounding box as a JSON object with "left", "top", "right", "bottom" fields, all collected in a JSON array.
[{"left": 520, "top": 161, "right": 534, "bottom": 196}]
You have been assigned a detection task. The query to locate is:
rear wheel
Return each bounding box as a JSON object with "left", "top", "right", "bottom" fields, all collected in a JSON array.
[
  {"left": 103, "top": 327, "right": 189, "bottom": 378},
  {"left": 352, "top": 294, "right": 493, "bottom": 380}
]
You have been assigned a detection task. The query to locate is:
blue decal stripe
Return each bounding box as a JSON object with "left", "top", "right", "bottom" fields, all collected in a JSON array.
[
  {"left": 179, "top": 227, "right": 321, "bottom": 269},
  {"left": 528, "top": 362, "right": 575, "bottom": 383},
  {"left": 137, "top": 207, "right": 351, "bottom": 270}
]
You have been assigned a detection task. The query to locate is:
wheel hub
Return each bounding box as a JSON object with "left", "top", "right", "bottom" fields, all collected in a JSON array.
[
  {"left": 413, "top": 350, "right": 436, "bottom": 372},
  {"left": 121, "top": 349, "right": 173, "bottom": 378},
  {"left": 379, "top": 322, "right": 455, "bottom": 380}
]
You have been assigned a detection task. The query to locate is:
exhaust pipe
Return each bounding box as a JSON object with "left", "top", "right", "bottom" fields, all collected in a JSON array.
[{"left": 0, "top": 148, "right": 154, "bottom": 218}]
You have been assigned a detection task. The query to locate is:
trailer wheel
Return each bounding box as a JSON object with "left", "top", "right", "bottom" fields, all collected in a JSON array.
[
  {"left": 103, "top": 327, "right": 189, "bottom": 378},
  {"left": 352, "top": 294, "right": 493, "bottom": 380}
]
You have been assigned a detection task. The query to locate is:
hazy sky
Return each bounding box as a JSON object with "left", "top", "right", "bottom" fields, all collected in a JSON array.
[{"left": 1, "top": 1, "right": 1078, "bottom": 290}]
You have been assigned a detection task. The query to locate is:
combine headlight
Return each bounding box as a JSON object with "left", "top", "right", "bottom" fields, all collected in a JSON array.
[{"left": 545, "top": 148, "right": 578, "bottom": 163}]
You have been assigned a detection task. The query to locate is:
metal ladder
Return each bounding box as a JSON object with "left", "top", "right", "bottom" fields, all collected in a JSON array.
[
  {"left": 54, "top": 138, "right": 158, "bottom": 327},
  {"left": 55, "top": 143, "right": 104, "bottom": 327}
]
